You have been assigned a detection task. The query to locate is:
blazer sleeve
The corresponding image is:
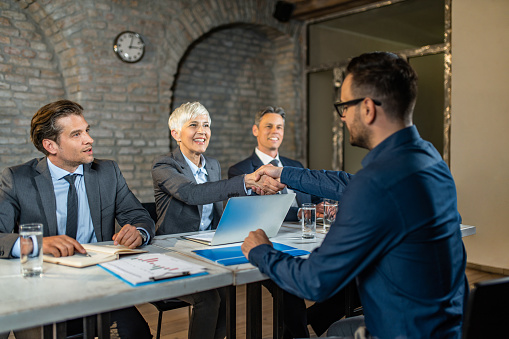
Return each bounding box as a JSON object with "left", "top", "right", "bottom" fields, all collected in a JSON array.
[
  {"left": 0, "top": 167, "right": 20, "bottom": 258},
  {"left": 0, "top": 167, "right": 19, "bottom": 234},
  {"left": 107, "top": 161, "right": 155, "bottom": 240},
  {"left": 281, "top": 167, "right": 353, "bottom": 201},
  {"left": 228, "top": 163, "right": 249, "bottom": 179},
  {"left": 0, "top": 234, "right": 18, "bottom": 258},
  {"left": 152, "top": 156, "right": 247, "bottom": 205}
]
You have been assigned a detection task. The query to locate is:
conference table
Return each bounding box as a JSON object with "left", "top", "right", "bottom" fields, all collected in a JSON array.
[
  {"left": 0, "top": 223, "right": 475, "bottom": 339},
  {"left": 152, "top": 222, "right": 327, "bottom": 339},
  {"left": 0, "top": 245, "right": 233, "bottom": 339},
  {"left": 152, "top": 223, "right": 476, "bottom": 339}
]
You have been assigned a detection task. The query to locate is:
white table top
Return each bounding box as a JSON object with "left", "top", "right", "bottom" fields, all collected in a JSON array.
[
  {"left": 460, "top": 224, "right": 476, "bottom": 237},
  {"left": 0, "top": 243, "right": 233, "bottom": 333},
  {"left": 1, "top": 223, "right": 476, "bottom": 333},
  {"left": 156, "top": 222, "right": 476, "bottom": 286},
  {"left": 153, "top": 222, "right": 325, "bottom": 286}
]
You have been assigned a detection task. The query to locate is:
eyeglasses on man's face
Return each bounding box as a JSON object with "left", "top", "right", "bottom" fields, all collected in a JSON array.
[{"left": 334, "top": 98, "right": 382, "bottom": 117}]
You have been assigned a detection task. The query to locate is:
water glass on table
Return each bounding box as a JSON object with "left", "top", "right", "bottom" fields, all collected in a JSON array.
[
  {"left": 19, "top": 223, "right": 43, "bottom": 277},
  {"left": 323, "top": 199, "right": 338, "bottom": 232},
  {"left": 301, "top": 203, "right": 316, "bottom": 239}
]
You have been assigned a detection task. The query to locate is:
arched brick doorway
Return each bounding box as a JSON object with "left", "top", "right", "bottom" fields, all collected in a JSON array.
[{"left": 171, "top": 24, "right": 302, "bottom": 178}]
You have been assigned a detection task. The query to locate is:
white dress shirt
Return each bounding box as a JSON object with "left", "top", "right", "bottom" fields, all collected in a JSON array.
[
  {"left": 182, "top": 153, "right": 214, "bottom": 231},
  {"left": 254, "top": 148, "right": 298, "bottom": 208}
]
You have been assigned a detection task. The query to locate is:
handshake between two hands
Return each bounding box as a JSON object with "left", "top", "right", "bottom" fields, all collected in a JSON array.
[{"left": 244, "top": 164, "right": 285, "bottom": 195}]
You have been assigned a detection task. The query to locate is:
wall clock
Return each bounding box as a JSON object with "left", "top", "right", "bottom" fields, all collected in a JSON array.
[{"left": 113, "top": 31, "right": 145, "bottom": 63}]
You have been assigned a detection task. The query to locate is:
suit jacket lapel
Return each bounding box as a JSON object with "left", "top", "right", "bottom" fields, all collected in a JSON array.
[
  {"left": 34, "top": 158, "right": 58, "bottom": 236},
  {"left": 174, "top": 148, "right": 203, "bottom": 217},
  {"left": 204, "top": 155, "right": 220, "bottom": 182},
  {"left": 83, "top": 162, "right": 102, "bottom": 241},
  {"left": 250, "top": 152, "right": 264, "bottom": 170},
  {"left": 204, "top": 155, "right": 222, "bottom": 226}
]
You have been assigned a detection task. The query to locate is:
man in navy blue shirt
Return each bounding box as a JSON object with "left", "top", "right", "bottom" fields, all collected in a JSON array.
[{"left": 242, "top": 52, "right": 467, "bottom": 338}]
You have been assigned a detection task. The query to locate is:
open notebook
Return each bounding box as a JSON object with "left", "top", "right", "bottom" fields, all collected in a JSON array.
[
  {"left": 183, "top": 193, "right": 295, "bottom": 246},
  {"left": 43, "top": 244, "right": 147, "bottom": 268}
]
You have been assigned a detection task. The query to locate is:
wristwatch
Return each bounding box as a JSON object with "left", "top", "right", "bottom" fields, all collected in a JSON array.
[{"left": 138, "top": 229, "right": 148, "bottom": 244}]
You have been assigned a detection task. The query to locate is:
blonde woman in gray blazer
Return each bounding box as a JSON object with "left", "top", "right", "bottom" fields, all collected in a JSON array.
[
  {"left": 152, "top": 144, "right": 246, "bottom": 235},
  {"left": 151, "top": 102, "right": 283, "bottom": 339},
  {"left": 152, "top": 102, "right": 281, "bottom": 236}
]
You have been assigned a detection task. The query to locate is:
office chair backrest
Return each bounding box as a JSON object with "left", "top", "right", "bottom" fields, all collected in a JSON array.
[{"left": 462, "top": 276, "right": 509, "bottom": 338}]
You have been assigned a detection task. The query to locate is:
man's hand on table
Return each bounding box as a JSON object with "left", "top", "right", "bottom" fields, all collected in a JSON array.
[
  {"left": 113, "top": 224, "right": 142, "bottom": 248},
  {"left": 242, "top": 229, "right": 273, "bottom": 259},
  {"left": 43, "top": 235, "right": 87, "bottom": 257}
]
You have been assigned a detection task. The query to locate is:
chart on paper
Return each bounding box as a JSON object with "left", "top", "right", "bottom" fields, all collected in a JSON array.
[{"left": 100, "top": 253, "right": 207, "bottom": 285}]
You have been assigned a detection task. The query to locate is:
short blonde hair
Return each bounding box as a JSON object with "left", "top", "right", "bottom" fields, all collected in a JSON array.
[{"left": 168, "top": 102, "right": 211, "bottom": 133}]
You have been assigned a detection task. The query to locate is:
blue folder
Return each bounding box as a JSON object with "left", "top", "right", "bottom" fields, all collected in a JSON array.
[
  {"left": 99, "top": 264, "right": 209, "bottom": 287},
  {"left": 193, "top": 242, "right": 310, "bottom": 266}
]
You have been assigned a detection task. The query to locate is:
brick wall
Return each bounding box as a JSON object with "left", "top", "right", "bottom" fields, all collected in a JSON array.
[
  {"left": 172, "top": 25, "right": 301, "bottom": 176},
  {"left": 0, "top": 0, "right": 304, "bottom": 202},
  {"left": 0, "top": 0, "right": 65, "bottom": 166}
]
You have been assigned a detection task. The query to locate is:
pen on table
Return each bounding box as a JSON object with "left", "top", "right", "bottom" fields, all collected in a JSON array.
[
  {"left": 150, "top": 271, "right": 191, "bottom": 281},
  {"left": 75, "top": 252, "right": 92, "bottom": 257}
]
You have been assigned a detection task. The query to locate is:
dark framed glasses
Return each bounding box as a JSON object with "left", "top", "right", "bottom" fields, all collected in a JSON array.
[{"left": 334, "top": 98, "right": 382, "bottom": 117}]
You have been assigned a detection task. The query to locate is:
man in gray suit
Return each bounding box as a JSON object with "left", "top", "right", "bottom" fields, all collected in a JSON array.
[{"left": 0, "top": 100, "right": 154, "bottom": 339}]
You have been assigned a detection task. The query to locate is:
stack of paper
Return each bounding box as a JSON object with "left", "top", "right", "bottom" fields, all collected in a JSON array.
[{"left": 100, "top": 253, "right": 207, "bottom": 286}]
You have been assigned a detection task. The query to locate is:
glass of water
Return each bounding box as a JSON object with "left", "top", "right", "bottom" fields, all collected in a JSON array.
[
  {"left": 301, "top": 203, "right": 316, "bottom": 239},
  {"left": 19, "top": 223, "right": 43, "bottom": 277},
  {"left": 323, "top": 199, "right": 338, "bottom": 232}
]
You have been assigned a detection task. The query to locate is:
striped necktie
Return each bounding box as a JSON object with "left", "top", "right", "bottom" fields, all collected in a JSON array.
[{"left": 63, "top": 174, "right": 78, "bottom": 239}]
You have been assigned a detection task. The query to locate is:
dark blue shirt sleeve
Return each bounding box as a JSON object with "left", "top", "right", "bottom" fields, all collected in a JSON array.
[
  {"left": 247, "top": 172, "right": 404, "bottom": 302},
  {"left": 281, "top": 167, "right": 353, "bottom": 201}
]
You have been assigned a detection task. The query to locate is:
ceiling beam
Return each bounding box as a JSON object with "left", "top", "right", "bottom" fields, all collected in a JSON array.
[{"left": 287, "top": 0, "right": 382, "bottom": 20}]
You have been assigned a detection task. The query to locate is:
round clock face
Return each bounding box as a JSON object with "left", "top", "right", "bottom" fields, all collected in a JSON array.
[{"left": 113, "top": 31, "right": 145, "bottom": 63}]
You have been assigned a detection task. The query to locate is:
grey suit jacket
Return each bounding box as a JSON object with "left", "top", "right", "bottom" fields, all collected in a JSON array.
[
  {"left": 152, "top": 148, "right": 247, "bottom": 235},
  {"left": 0, "top": 157, "right": 155, "bottom": 258}
]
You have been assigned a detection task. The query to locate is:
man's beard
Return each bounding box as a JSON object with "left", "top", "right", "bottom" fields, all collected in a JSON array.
[{"left": 348, "top": 111, "right": 371, "bottom": 150}]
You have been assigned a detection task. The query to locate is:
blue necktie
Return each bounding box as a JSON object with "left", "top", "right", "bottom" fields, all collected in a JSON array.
[{"left": 63, "top": 174, "right": 78, "bottom": 239}]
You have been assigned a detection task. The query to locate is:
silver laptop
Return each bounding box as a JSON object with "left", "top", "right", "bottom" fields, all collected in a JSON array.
[{"left": 183, "top": 193, "right": 296, "bottom": 246}]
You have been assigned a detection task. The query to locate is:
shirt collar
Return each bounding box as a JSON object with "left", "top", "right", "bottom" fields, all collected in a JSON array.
[
  {"left": 182, "top": 153, "right": 208, "bottom": 176},
  {"left": 47, "top": 158, "right": 84, "bottom": 180},
  {"left": 361, "top": 125, "right": 420, "bottom": 168},
  {"left": 255, "top": 147, "right": 281, "bottom": 166}
]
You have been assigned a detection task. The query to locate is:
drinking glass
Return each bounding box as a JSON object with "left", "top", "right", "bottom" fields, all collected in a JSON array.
[
  {"left": 323, "top": 199, "right": 338, "bottom": 232},
  {"left": 301, "top": 203, "right": 316, "bottom": 239},
  {"left": 19, "top": 223, "right": 43, "bottom": 277}
]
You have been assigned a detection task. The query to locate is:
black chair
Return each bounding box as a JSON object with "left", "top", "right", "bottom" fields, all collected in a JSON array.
[
  {"left": 141, "top": 202, "right": 191, "bottom": 339},
  {"left": 462, "top": 276, "right": 509, "bottom": 338},
  {"left": 150, "top": 299, "right": 191, "bottom": 339},
  {"left": 344, "top": 280, "right": 363, "bottom": 318}
]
